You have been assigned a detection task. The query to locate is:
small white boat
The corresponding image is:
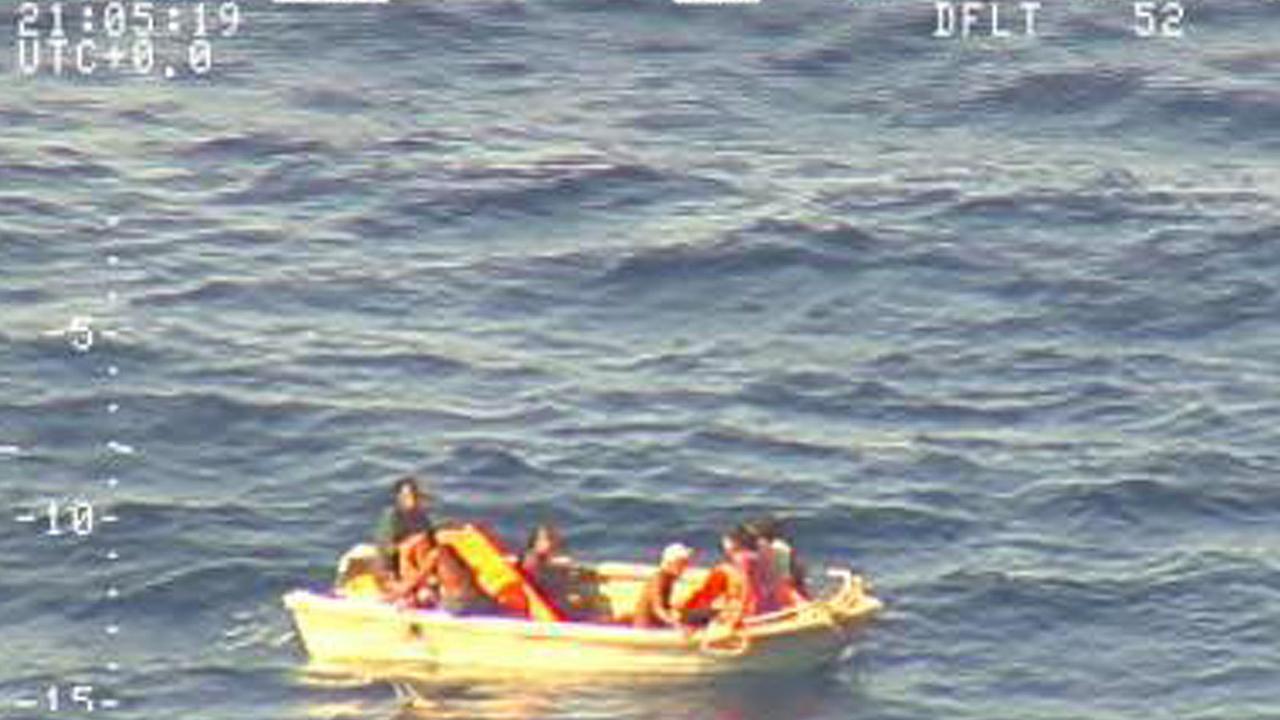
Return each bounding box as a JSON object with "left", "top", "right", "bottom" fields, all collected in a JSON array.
[{"left": 284, "top": 530, "right": 881, "bottom": 678}]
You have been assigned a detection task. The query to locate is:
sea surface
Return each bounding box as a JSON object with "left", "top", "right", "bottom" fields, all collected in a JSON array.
[{"left": 2, "top": 0, "right": 1280, "bottom": 718}]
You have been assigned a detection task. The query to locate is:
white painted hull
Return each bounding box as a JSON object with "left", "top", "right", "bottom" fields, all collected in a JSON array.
[{"left": 284, "top": 567, "right": 881, "bottom": 678}]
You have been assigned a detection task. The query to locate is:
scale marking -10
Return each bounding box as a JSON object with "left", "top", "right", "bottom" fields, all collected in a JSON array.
[{"left": 15, "top": 499, "right": 117, "bottom": 537}]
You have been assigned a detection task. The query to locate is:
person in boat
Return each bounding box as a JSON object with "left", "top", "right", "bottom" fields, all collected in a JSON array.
[
  {"left": 679, "top": 525, "right": 770, "bottom": 627},
  {"left": 334, "top": 543, "right": 394, "bottom": 600},
  {"left": 518, "top": 523, "right": 569, "bottom": 602},
  {"left": 632, "top": 543, "right": 694, "bottom": 629},
  {"left": 395, "top": 528, "right": 501, "bottom": 615},
  {"left": 746, "top": 516, "right": 809, "bottom": 607},
  {"left": 743, "top": 519, "right": 780, "bottom": 612},
  {"left": 375, "top": 475, "right": 435, "bottom": 576}
]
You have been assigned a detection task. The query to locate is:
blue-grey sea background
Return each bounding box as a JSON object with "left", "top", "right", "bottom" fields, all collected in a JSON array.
[{"left": 3, "top": 0, "right": 1280, "bottom": 718}]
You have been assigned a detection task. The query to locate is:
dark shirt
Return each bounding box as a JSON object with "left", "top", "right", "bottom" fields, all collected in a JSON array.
[
  {"left": 520, "top": 552, "right": 568, "bottom": 599},
  {"left": 376, "top": 507, "right": 434, "bottom": 572}
]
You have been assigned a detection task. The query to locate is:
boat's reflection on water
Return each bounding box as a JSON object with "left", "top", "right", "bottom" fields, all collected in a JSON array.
[{"left": 297, "top": 659, "right": 856, "bottom": 720}]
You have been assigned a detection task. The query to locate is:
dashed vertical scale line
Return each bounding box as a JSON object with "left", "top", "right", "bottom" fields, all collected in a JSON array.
[{"left": 103, "top": 215, "right": 123, "bottom": 709}]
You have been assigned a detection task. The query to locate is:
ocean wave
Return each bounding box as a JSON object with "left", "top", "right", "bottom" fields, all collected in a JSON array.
[
  {"left": 381, "top": 0, "right": 533, "bottom": 36},
  {"left": 920, "top": 568, "right": 1113, "bottom": 627},
  {"left": 895, "top": 242, "right": 1011, "bottom": 276},
  {"left": 107, "top": 559, "right": 310, "bottom": 618},
  {"left": 0, "top": 158, "right": 118, "bottom": 183},
  {"left": 442, "top": 441, "right": 549, "bottom": 480},
  {"left": 739, "top": 372, "right": 903, "bottom": 416},
  {"left": 600, "top": 237, "right": 835, "bottom": 286},
  {"left": 374, "top": 129, "right": 464, "bottom": 155},
  {"left": 547, "top": 419, "right": 688, "bottom": 440},
  {"left": 448, "top": 216, "right": 886, "bottom": 314},
  {"left": 818, "top": 184, "right": 962, "bottom": 215},
  {"left": 1140, "top": 399, "right": 1241, "bottom": 437},
  {"left": 0, "top": 106, "right": 44, "bottom": 126},
  {"left": 0, "top": 193, "right": 65, "bottom": 219},
  {"left": 134, "top": 270, "right": 428, "bottom": 319},
  {"left": 738, "top": 370, "right": 1074, "bottom": 427},
  {"left": 291, "top": 88, "right": 375, "bottom": 114},
  {"left": 114, "top": 101, "right": 183, "bottom": 125},
  {"left": 1004, "top": 347, "right": 1121, "bottom": 377},
  {"left": 1141, "top": 446, "right": 1278, "bottom": 482},
  {"left": 216, "top": 158, "right": 356, "bottom": 205},
  {"left": 548, "top": 0, "right": 689, "bottom": 17},
  {"left": 1148, "top": 84, "right": 1280, "bottom": 143},
  {"left": 0, "top": 494, "right": 325, "bottom": 619},
  {"left": 901, "top": 448, "right": 994, "bottom": 484},
  {"left": 134, "top": 277, "right": 289, "bottom": 307},
  {"left": 394, "top": 157, "right": 713, "bottom": 223},
  {"left": 1149, "top": 224, "right": 1280, "bottom": 286},
  {"left": 967, "top": 67, "right": 1144, "bottom": 115},
  {"left": 627, "top": 38, "right": 706, "bottom": 56},
  {"left": 626, "top": 105, "right": 744, "bottom": 132},
  {"left": 1214, "top": 223, "right": 1280, "bottom": 248},
  {"left": 5, "top": 392, "right": 370, "bottom": 461},
  {"left": 467, "top": 57, "right": 537, "bottom": 79},
  {"left": 598, "top": 218, "right": 879, "bottom": 289},
  {"left": 764, "top": 41, "right": 858, "bottom": 76},
  {"left": 944, "top": 188, "right": 1195, "bottom": 225},
  {"left": 689, "top": 425, "right": 856, "bottom": 461},
  {"left": 595, "top": 347, "right": 714, "bottom": 374},
  {"left": 898, "top": 554, "right": 1277, "bottom": 672},
  {"left": 1207, "top": 49, "right": 1280, "bottom": 74},
  {"left": 972, "top": 232, "right": 1278, "bottom": 339},
  {"left": 1015, "top": 475, "right": 1279, "bottom": 530},
  {"left": 181, "top": 133, "right": 332, "bottom": 162},
  {"left": 303, "top": 350, "right": 472, "bottom": 377},
  {"left": 806, "top": 500, "right": 976, "bottom": 548},
  {"left": 1129, "top": 551, "right": 1280, "bottom": 611},
  {"left": 1189, "top": 0, "right": 1280, "bottom": 26}
]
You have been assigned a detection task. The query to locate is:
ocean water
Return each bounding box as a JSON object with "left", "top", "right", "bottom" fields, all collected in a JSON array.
[{"left": 3, "top": 0, "right": 1280, "bottom": 718}]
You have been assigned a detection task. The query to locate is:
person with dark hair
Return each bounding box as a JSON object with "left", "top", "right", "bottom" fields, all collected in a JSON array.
[
  {"left": 679, "top": 525, "right": 767, "bottom": 628},
  {"left": 746, "top": 515, "right": 808, "bottom": 608},
  {"left": 519, "top": 523, "right": 566, "bottom": 595},
  {"left": 374, "top": 475, "right": 435, "bottom": 575}
]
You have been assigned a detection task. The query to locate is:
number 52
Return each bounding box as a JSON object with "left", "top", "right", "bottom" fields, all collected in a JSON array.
[{"left": 1134, "top": 1, "right": 1184, "bottom": 38}]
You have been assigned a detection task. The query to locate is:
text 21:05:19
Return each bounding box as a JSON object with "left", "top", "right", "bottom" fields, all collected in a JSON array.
[{"left": 16, "top": 2, "right": 242, "bottom": 40}]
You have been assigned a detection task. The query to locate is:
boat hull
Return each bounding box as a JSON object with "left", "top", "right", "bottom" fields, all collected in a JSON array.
[{"left": 284, "top": 567, "right": 881, "bottom": 678}]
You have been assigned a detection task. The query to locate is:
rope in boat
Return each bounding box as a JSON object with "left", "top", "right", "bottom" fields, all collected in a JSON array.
[
  {"left": 697, "top": 568, "right": 863, "bottom": 657},
  {"left": 697, "top": 625, "right": 752, "bottom": 658}
]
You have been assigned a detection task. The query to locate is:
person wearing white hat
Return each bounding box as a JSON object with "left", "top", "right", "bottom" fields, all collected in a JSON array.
[{"left": 632, "top": 543, "right": 695, "bottom": 629}]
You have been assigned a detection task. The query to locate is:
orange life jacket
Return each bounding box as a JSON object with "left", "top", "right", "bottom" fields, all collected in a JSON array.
[
  {"left": 682, "top": 550, "right": 764, "bottom": 627},
  {"left": 437, "top": 524, "right": 566, "bottom": 622}
]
